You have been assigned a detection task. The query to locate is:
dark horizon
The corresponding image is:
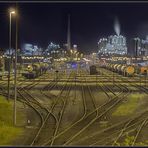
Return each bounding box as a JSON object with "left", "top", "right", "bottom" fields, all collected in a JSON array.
[{"left": 0, "top": 2, "right": 148, "bottom": 54}]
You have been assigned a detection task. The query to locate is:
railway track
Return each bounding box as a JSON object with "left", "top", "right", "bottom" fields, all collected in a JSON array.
[
  {"left": 89, "top": 67, "right": 148, "bottom": 146},
  {"left": 37, "top": 69, "right": 131, "bottom": 146},
  {"left": 100, "top": 67, "right": 148, "bottom": 94},
  {"left": 0, "top": 67, "right": 147, "bottom": 146},
  {"left": 2, "top": 71, "right": 64, "bottom": 145},
  {"left": 87, "top": 109, "right": 148, "bottom": 146},
  {"left": 70, "top": 88, "right": 130, "bottom": 145},
  {"left": 41, "top": 72, "right": 98, "bottom": 146},
  {"left": 30, "top": 70, "right": 75, "bottom": 146}
]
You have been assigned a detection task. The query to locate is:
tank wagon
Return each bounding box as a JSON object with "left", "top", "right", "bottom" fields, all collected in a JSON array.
[
  {"left": 105, "top": 63, "right": 135, "bottom": 76},
  {"left": 134, "top": 66, "right": 148, "bottom": 75},
  {"left": 105, "top": 63, "right": 148, "bottom": 76}
]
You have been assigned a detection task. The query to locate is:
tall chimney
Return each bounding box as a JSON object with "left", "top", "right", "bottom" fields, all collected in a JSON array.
[{"left": 67, "top": 14, "right": 71, "bottom": 50}]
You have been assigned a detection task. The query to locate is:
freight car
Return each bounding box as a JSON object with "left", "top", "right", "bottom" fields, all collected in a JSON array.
[
  {"left": 105, "top": 63, "right": 135, "bottom": 76},
  {"left": 40, "top": 63, "right": 49, "bottom": 74},
  {"left": 22, "top": 62, "right": 49, "bottom": 79},
  {"left": 134, "top": 65, "right": 148, "bottom": 75},
  {"left": 90, "top": 65, "right": 98, "bottom": 75},
  {"left": 116, "top": 64, "right": 147, "bottom": 76},
  {"left": 114, "top": 64, "right": 135, "bottom": 76},
  {"left": 122, "top": 65, "right": 135, "bottom": 76},
  {"left": 105, "top": 62, "right": 148, "bottom": 76}
]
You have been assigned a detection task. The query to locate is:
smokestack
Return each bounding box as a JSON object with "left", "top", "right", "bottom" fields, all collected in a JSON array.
[{"left": 67, "top": 14, "right": 71, "bottom": 50}]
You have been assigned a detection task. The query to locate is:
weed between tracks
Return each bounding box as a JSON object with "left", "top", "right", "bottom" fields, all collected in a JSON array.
[
  {"left": 115, "top": 135, "right": 148, "bottom": 146},
  {"left": 112, "top": 93, "right": 147, "bottom": 116}
]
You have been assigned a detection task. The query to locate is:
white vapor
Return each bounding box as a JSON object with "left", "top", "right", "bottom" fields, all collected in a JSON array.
[{"left": 114, "top": 18, "right": 120, "bottom": 36}]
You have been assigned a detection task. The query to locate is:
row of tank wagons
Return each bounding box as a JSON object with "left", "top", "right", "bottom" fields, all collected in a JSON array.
[
  {"left": 105, "top": 63, "right": 148, "bottom": 76},
  {"left": 22, "top": 63, "right": 49, "bottom": 79}
]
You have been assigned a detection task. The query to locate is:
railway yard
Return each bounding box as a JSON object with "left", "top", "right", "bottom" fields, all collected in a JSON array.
[
  {"left": 1, "top": 1, "right": 148, "bottom": 146},
  {"left": 0, "top": 66, "right": 148, "bottom": 146}
]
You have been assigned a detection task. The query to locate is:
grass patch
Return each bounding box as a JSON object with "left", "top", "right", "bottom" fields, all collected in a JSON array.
[
  {"left": 115, "top": 135, "right": 148, "bottom": 146},
  {"left": 0, "top": 96, "right": 23, "bottom": 145},
  {"left": 112, "top": 93, "right": 146, "bottom": 116}
]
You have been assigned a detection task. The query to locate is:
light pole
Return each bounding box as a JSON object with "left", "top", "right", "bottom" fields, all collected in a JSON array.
[
  {"left": 14, "top": 5, "right": 18, "bottom": 126},
  {"left": 8, "top": 10, "right": 15, "bottom": 101}
]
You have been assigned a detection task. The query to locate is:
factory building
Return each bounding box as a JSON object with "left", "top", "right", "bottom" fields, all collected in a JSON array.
[
  {"left": 98, "top": 35, "right": 127, "bottom": 55},
  {"left": 22, "top": 43, "right": 42, "bottom": 56},
  {"left": 131, "top": 37, "right": 148, "bottom": 56},
  {"left": 140, "top": 39, "right": 148, "bottom": 56}
]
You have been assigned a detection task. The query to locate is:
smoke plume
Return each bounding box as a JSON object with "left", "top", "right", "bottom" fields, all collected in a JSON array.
[{"left": 114, "top": 17, "right": 120, "bottom": 36}]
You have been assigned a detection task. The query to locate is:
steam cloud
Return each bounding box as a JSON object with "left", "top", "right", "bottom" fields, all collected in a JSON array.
[{"left": 114, "top": 17, "right": 120, "bottom": 36}]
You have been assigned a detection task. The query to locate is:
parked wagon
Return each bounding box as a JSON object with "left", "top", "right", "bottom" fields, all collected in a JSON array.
[
  {"left": 90, "top": 65, "right": 98, "bottom": 75},
  {"left": 22, "top": 62, "right": 49, "bottom": 79}
]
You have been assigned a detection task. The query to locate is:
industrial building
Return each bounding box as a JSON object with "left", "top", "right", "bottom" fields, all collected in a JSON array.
[
  {"left": 131, "top": 37, "right": 148, "bottom": 56},
  {"left": 98, "top": 35, "right": 127, "bottom": 55}
]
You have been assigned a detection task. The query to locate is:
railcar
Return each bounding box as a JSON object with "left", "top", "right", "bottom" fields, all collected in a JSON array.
[
  {"left": 90, "top": 65, "right": 98, "bottom": 75},
  {"left": 105, "top": 62, "right": 148, "bottom": 77},
  {"left": 135, "top": 66, "right": 148, "bottom": 75},
  {"left": 123, "top": 65, "right": 135, "bottom": 76},
  {"left": 22, "top": 62, "right": 49, "bottom": 79},
  {"left": 113, "top": 64, "right": 118, "bottom": 72},
  {"left": 105, "top": 63, "right": 135, "bottom": 76},
  {"left": 116, "top": 65, "right": 122, "bottom": 73}
]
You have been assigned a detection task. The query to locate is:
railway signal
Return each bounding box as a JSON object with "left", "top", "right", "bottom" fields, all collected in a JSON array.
[
  {"left": 27, "top": 119, "right": 31, "bottom": 125},
  {"left": 96, "top": 74, "right": 97, "bottom": 86},
  {"left": 75, "top": 75, "right": 77, "bottom": 100}
]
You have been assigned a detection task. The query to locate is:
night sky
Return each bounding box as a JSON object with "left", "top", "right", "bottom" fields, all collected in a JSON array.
[{"left": 1, "top": 2, "right": 148, "bottom": 53}]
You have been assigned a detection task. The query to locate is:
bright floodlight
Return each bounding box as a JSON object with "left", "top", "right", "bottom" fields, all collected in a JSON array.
[
  {"left": 11, "top": 11, "right": 15, "bottom": 14},
  {"left": 9, "top": 8, "right": 15, "bottom": 14}
]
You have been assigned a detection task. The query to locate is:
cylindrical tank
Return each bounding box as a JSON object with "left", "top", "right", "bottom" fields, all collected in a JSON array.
[
  {"left": 113, "top": 64, "right": 119, "bottom": 72},
  {"left": 135, "top": 66, "right": 148, "bottom": 75},
  {"left": 110, "top": 64, "right": 114, "bottom": 70},
  {"left": 113, "top": 64, "right": 117, "bottom": 70},
  {"left": 117, "top": 65, "right": 123, "bottom": 74},
  {"left": 140, "top": 66, "right": 147, "bottom": 74},
  {"left": 124, "top": 65, "right": 135, "bottom": 76},
  {"left": 121, "top": 65, "right": 126, "bottom": 72}
]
